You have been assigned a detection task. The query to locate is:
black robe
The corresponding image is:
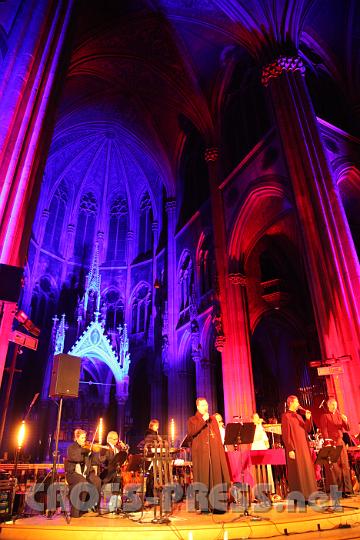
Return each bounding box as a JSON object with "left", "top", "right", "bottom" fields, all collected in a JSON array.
[
  {"left": 281, "top": 411, "right": 317, "bottom": 499},
  {"left": 319, "top": 410, "right": 352, "bottom": 493},
  {"left": 187, "top": 411, "right": 230, "bottom": 491}
]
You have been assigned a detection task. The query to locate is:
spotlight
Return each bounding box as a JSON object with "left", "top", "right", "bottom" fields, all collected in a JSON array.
[
  {"left": 154, "top": 278, "right": 160, "bottom": 289},
  {"left": 14, "top": 310, "right": 40, "bottom": 337}
]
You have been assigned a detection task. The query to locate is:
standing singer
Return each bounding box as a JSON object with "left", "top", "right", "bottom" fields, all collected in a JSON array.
[
  {"left": 187, "top": 397, "right": 230, "bottom": 512},
  {"left": 281, "top": 396, "right": 317, "bottom": 502},
  {"left": 319, "top": 398, "right": 353, "bottom": 497}
]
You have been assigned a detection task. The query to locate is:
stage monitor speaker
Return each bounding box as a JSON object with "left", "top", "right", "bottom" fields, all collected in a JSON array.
[
  {"left": 49, "top": 353, "right": 81, "bottom": 398},
  {"left": 0, "top": 264, "right": 24, "bottom": 302}
]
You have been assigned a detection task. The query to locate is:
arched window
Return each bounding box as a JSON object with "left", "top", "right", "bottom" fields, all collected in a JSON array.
[
  {"left": 198, "top": 236, "right": 213, "bottom": 296},
  {"left": 107, "top": 196, "right": 128, "bottom": 262},
  {"left": 74, "top": 192, "right": 97, "bottom": 264},
  {"left": 177, "top": 116, "right": 209, "bottom": 227},
  {"left": 138, "top": 192, "right": 153, "bottom": 255},
  {"left": 131, "top": 283, "right": 151, "bottom": 334},
  {"left": 178, "top": 251, "right": 194, "bottom": 313},
  {"left": 30, "top": 275, "right": 57, "bottom": 328},
  {"left": 104, "top": 289, "right": 124, "bottom": 330},
  {"left": 43, "top": 183, "right": 68, "bottom": 251}
]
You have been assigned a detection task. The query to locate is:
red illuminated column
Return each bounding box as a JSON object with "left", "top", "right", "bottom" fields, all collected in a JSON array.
[
  {"left": 205, "top": 148, "right": 255, "bottom": 422},
  {"left": 262, "top": 57, "right": 360, "bottom": 427},
  {"left": 0, "top": 0, "right": 74, "bottom": 390},
  {"left": 0, "top": 0, "right": 74, "bottom": 265}
]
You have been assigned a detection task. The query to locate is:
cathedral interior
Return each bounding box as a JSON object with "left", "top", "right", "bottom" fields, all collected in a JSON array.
[{"left": 0, "top": 0, "right": 359, "bottom": 460}]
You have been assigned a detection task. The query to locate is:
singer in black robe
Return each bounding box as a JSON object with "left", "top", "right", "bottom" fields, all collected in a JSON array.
[
  {"left": 281, "top": 407, "right": 317, "bottom": 500},
  {"left": 188, "top": 402, "right": 230, "bottom": 501},
  {"left": 319, "top": 399, "right": 353, "bottom": 495}
]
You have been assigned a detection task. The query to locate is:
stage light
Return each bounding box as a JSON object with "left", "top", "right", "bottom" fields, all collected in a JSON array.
[
  {"left": 17, "top": 420, "right": 26, "bottom": 450},
  {"left": 14, "top": 310, "right": 40, "bottom": 336},
  {"left": 15, "top": 310, "right": 27, "bottom": 324},
  {"left": 154, "top": 278, "right": 160, "bottom": 289}
]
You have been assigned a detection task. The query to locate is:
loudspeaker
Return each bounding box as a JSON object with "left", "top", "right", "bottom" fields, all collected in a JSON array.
[
  {"left": 49, "top": 354, "right": 81, "bottom": 398},
  {"left": 0, "top": 264, "right": 23, "bottom": 302}
]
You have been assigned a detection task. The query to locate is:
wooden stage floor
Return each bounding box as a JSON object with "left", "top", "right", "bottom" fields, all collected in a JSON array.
[{"left": 1, "top": 496, "right": 360, "bottom": 540}]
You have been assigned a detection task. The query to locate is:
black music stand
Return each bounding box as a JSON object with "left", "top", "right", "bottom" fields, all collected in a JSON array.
[
  {"left": 315, "top": 445, "right": 358, "bottom": 511},
  {"left": 225, "top": 423, "right": 254, "bottom": 516},
  {"left": 315, "top": 445, "right": 343, "bottom": 501},
  {"left": 125, "top": 454, "right": 143, "bottom": 473},
  {"left": 119, "top": 454, "right": 145, "bottom": 517},
  {"left": 224, "top": 422, "right": 256, "bottom": 447},
  {"left": 315, "top": 445, "right": 343, "bottom": 467},
  {"left": 225, "top": 423, "right": 269, "bottom": 520},
  {"left": 180, "top": 434, "right": 192, "bottom": 448}
]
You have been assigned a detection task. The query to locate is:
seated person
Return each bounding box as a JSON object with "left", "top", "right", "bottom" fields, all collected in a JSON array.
[
  {"left": 65, "top": 428, "right": 101, "bottom": 518},
  {"left": 99, "top": 431, "right": 128, "bottom": 486}
]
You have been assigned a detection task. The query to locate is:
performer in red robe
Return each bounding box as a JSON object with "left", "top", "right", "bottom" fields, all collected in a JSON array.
[
  {"left": 187, "top": 397, "right": 230, "bottom": 512},
  {"left": 281, "top": 395, "right": 317, "bottom": 501},
  {"left": 319, "top": 398, "right": 353, "bottom": 496}
]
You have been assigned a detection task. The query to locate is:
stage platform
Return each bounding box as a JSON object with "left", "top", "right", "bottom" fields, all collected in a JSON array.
[{"left": 1, "top": 497, "right": 360, "bottom": 540}]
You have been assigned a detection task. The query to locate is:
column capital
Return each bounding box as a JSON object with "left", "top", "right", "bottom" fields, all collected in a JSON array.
[
  {"left": 41, "top": 209, "right": 50, "bottom": 220},
  {"left": 261, "top": 55, "right": 305, "bottom": 87},
  {"left": 228, "top": 272, "right": 247, "bottom": 286},
  {"left": 214, "top": 335, "right": 226, "bottom": 352},
  {"left": 152, "top": 220, "right": 159, "bottom": 231},
  {"left": 200, "top": 357, "right": 213, "bottom": 369},
  {"left": 67, "top": 223, "right": 75, "bottom": 234},
  {"left": 115, "top": 394, "right": 127, "bottom": 405},
  {"left": 127, "top": 230, "right": 135, "bottom": 240},
  {"left": 204, "top": 147, "right": 220, "bottom": 162},
  {"left": 165, "top": 198, "right": 176, "bottom": 213}
]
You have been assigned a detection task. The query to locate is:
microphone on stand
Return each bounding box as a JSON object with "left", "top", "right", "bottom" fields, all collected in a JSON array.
[{"left": 318, "top": 399, "right": 325, "bottom": 409}]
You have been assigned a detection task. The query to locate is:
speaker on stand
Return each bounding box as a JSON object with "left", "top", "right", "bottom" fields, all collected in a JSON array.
[{"left": 47, "top": 354, "right": 81, "bottom": 521}]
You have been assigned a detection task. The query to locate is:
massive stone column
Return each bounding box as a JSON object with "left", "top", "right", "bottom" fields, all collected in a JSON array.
[
  {"left": 212, "top": 0, "right": 360, "bottom": 428},
  {"left": 190, "top": 304, "right": 217, "bottom": 413},
  {"left": 163, "top": 199, "right": 194, "bottom": 439},
  {"left": 205, "top": 148, "right": 255, "bottom": 421},
  {"left": 261, "top": 56, "right": 360, "bottom": 427},
  {"left": 194, "top": 357, "right": 216, "bottom": 412},
  {"left": 0, "top": 0, "right": 74, "bottom": 389}
]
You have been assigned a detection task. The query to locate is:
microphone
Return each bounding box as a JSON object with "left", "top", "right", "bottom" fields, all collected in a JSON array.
[
  {"left": 297, "top": 406, "right": 307, "bottom": 414},
  {"left": 318, "top": 399, "right": 325, "bottom": 409}
]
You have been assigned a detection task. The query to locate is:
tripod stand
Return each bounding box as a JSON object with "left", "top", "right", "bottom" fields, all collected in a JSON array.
[{"left": 46, "top": 397, "right": 70, "bottom": 522}]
